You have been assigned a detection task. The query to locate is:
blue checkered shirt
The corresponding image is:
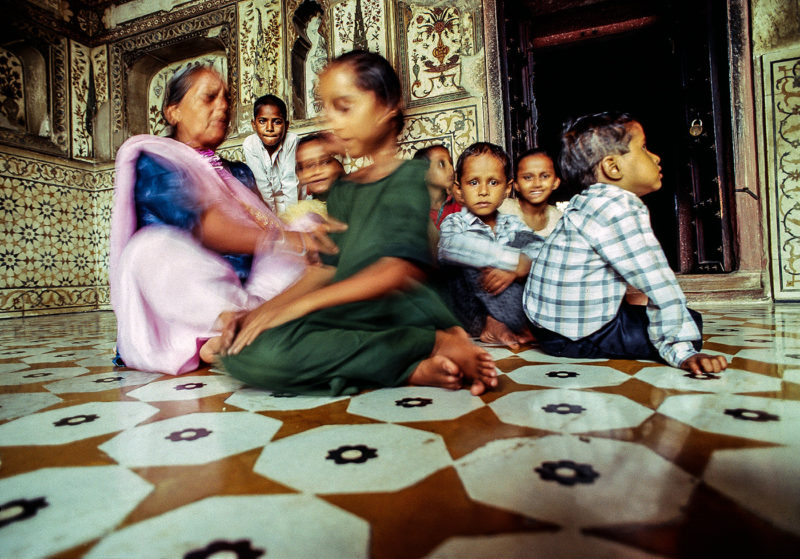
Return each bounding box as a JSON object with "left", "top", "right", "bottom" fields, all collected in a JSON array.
[
  {"left": 438, "top": 208, "right": 541, "bottom": 271},
  {"left": 524, "top": 183, "right": 700, "bottom": 367}
]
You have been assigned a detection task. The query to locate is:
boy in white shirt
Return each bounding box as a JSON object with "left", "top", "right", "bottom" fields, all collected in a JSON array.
[{"left": 242, "top": 95, "right": 300, "bottom": 214}]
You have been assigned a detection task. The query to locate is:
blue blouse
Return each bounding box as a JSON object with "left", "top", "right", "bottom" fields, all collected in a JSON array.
[{"left": 134, "top": 152, "right": 258, "bottom": 282}]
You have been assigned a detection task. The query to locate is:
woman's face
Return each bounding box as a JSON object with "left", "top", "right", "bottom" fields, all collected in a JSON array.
[{"left": 165, "top": 69, "right": 230, "bottom": 150}]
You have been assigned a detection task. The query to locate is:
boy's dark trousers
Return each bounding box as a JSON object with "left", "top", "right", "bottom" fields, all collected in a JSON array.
[
  {"left": 446, "top": 266, "right": 529, "bottom": 337},
  {"left": 532, "top": 302, "right": 703, "bottom": 361}
]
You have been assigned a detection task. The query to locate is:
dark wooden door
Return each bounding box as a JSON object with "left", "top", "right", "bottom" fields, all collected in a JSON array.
[{"left": 497, "top": 0, "right": 736, "bottom": 273}]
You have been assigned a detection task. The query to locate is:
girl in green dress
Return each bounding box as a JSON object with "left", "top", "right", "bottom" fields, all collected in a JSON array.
[{"left": 220, "top": 51, "right": 497, "bottom": 396}]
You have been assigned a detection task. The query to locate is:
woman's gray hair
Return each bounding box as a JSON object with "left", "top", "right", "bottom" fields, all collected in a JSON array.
[{"left": 161, "top": 64, "right": 219, "bottom": 137}]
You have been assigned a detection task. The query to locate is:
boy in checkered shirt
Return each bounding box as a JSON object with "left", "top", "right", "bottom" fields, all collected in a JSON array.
[{"left": 524, "top": 112, "right": 727, "bottom": 374}]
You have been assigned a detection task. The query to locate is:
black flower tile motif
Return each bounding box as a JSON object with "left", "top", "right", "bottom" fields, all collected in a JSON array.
[
  {"left": 165, "top": 428, "right": 213, "bottom": 442},
  {"left": 535, "top": 460, "right": 600, "bottom": 486},
  {"left": 183, "top": 539, "right": 265, "bottom": 559},
  {"left": 684, "top": 372, "right": 721, "bottom": 380},
  {"left": 175, "top": 382, "right": 206, "bottom": 391},
  {"left": 23, "top": 372, "right": 52, "bottom": 379},
  {"left": 94, "top": 376, "right": 124, "bottom": 383},
  {"left": 269, "top": 391, "right": 298, "bottom": 398},
  {"left": 0, "top": 497, "right": 48, "bottom": 528},
  {"left": 53, "top": 413, "right": 99, "bottom": 426},
  {"left": 395, "top": 397, "right": 433, "bottom": 408},
  {"left": 547, "top": 370, "right": 579, "bottom": 379},
  {"left": 541, "top": 403, "right": 586, "bottom": 415},
  {"left": 724, "top": 408, "right": 780, "bottom": 422},
  {"left": 326, "top": 444, "right": 378, "bottom": 465}
]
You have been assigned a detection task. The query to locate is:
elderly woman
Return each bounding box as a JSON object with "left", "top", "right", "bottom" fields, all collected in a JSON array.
[{"left": 111, "top": 65, "right": 336, "bottom": 375}]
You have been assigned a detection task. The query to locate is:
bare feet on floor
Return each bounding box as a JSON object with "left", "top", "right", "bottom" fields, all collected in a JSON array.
[
  {"left": 479, "top": 317, "right": 536, "bottom": 350},
  {"left": 199, "top": 311, "right": 241, "bottom": 363},
  {"left": 431, "top": 329, "right": 497, "bottom": 395},
  {"left": 408, "top": 355, "right": 463, "bottom": 390}
]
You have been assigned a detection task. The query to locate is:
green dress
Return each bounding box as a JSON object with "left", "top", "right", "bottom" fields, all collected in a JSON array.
[{"left": 221, "top": 159, "right": 460, "bottom": 395}]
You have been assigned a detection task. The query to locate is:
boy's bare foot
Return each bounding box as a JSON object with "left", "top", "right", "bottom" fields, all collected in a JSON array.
[
  {"left": 431, "top": 330, "right": 497, "bottom": 395},
  {"left": 409, "top": 355, "right": 463, "bottom": 390},
  {"left": 199, "top": 311, "right": 240, "bottom": 363},
  {"left": 480, "top": 316, "right": 521, "bottom": 349}
]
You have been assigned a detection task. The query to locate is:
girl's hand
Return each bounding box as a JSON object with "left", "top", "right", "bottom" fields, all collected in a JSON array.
[
  {"left": 227, "top": 299, "right": 312, "bottom": 355},
  {"left": 285, "top": 217, "right": 348, "bottom": 258},
  {"left": 480, "top": 268, "right": 516, "bottom": 295},
  {"left": 680, "top": 353, "right": 728, "bottom": 374}
]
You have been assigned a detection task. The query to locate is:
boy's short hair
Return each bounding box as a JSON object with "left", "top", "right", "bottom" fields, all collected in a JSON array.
[
  {"left": 413, "top": 144, "right": 449, "bottom": 162},
  {"left": 456, "top": 142, "right": 511, "bottom": 182},
  {"left": 559, "top": 111, "right": 634, "bottom": 189},
  {"left": 253, "top": 94, "right": 288, "bottom": 120},
  {"left": 296, "top": 132, "right": 326, "bottom": 151},
  {"left": 514, "top": 147, "right": 556, "bottom": 177}
]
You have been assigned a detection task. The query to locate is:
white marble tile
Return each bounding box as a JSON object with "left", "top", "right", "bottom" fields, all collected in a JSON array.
[
  {"left": 0, "top": 346, "right": 53, "bottom": 359},
  {"left": 254, "top": 424, "right": 452, "bottom": 494},
  {"left": 490, "top": 389, "right": 653, "bottom": 433},
  {"left": 0, "top": 392, "right": 62, "bottom": 421},
  {"left": 455, "top": 435, "right": 696, "bottom": 527},
  {"left": 514, "top": 349, "right": 612, "bottom": 364},
  {"left": 0, "top": 466, "right": 152, "bottom": 559},
  {"left": 634, "top": 367, "right": 782, "bottom": 394},
  {"left": 479, "top": 346, "right": 516, "bottom": 361},
  {"left": 704, "top": 446, "right": 800, "bottom": 536},
  {"left": 703, "top": 326, "right": 776, "bottom": 337},
  {"left": 0, "top": 401, "right": 160, "bottom": 446},
  {"left": 225, "top": 387, "right": 348, "bottom": 412},
  {"left": 348, "top": 386, "right": 484, "bottom": 423},
  {"left": 507, "top": 364, "right": 630, "bottom": 389},
  {"left": 657, "top": 394, "right": 800, "bottom": 445},
  {"left": 0, "top": 362, "right": 30, "bottom": 374},
  {"left": 85, "top": 495, "right": 369, "bottom": 559},
  {"left": 783, "top": 369, "right": 800, "bottom": 384},
  {"left": 22, "top": 348, "right": 108, "bottom": 364},
  {"left": 44, "top": 370, "right": 163, "bottom": 394},
  {"left": 125, "top": 374, "right": 244, "bottom": 402},
  {"left": 735, "top": 347, "right": 800, "bottom": 366},
  {"left": 75, "top": 355, "right": 118, "bottom": 368},
  {"left": 0, "top": 366, "right": 89, "bottom": 386},
  {"left": 99, "top": 412, "right": 282, "bottom": 467},
  {"left": 426, "top": 531, "right": 665, "bottom": 559}
]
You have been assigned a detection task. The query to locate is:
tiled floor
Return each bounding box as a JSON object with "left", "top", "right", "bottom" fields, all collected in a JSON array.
[{"left": 1, "top": 306, "right": 799, "bottom": 558}]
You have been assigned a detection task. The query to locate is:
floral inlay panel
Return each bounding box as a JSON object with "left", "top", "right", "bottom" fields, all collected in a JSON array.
[
  {"left": 331, "top": 0, "right": 388, "bottom": 57},
  {"left": 398, "top": 102, "right": 479, "bottom": 160},
  {"left": 70, "top": 41, "right": 93, "bottom": 159},
  {"left": 0, "top": 48, "right": 25, "bottom": 132},
  {"left": 239, "top": 0, "right": 283, "bottom": 130},
  {"left": 764, "top": 46, "right": 800, "bottom": 300}
]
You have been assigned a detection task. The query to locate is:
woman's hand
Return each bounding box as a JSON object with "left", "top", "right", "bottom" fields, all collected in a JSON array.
[
  {"left": 227, "top": 299, "right": 313, "bottom": 354},
  {"left": 284, "top": 216, "right": 348, "bottom": 260}
]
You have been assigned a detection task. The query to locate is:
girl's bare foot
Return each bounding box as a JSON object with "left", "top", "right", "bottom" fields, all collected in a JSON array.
[
  {"left": 480, "top": 316, "right": 521, "bottom": 349},
  {"left": 408, "top": 355, "right": 463, "bottom": 390},
  {"left": 199, "top": 311, "right": 241, "bottom": 363},
  {"left": 431, "top": 330, "right": 497, "bottom": 395}
]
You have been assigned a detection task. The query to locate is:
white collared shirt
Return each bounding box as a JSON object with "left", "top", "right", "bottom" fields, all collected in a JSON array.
[{"left": 242, "top": 131, "right": 300, "bottom": 214}]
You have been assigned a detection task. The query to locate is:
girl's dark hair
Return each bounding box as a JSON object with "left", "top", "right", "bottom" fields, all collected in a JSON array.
[
  {"left": 328, "top": 50, "right": 405, "bottom": 136},
  {"left": 162, "top": 64, "right": 222, "bottom": 137},
  {"left": 514, "top": 148, "right": 556, "bottom": 177},
  {"left": 413, "top": 144, "right": 450, "bottom": 162},
  {"left": 455, "top": 142, "right": 511, "bottom": 182},
  {"left": 559, "top": 111, "right": 634, "bottom": 189},
  {"left": 253, "top": 94, "right": 288, "bottom": 120},
  {"left": 296, "top": 132, "right": 326, "bottom": 151}
]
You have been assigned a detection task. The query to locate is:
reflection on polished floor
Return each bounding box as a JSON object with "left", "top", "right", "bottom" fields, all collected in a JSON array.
[{"left": 1, "top": 305, "right": 799, "bottom": 558}]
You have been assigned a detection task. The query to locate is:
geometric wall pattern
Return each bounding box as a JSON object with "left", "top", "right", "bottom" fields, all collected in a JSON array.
[{"left": 763, "top": 45, "right": 800, "bottom": 301}]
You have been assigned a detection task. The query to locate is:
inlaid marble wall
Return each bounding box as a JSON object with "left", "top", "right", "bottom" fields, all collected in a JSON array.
[
  {"left": 763, "top": 46, "right": 800, "bottom": 301},
  {"left": 0, "top": 149, "right": 113, "bottom": 317}
]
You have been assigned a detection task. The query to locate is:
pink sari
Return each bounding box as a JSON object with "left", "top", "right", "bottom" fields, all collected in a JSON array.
[{"left": 110, "top": 135, "right": 306, "bottom": 375}]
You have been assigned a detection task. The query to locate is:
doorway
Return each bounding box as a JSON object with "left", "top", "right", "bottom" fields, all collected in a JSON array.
[{"left": 497, "top": 0, "right": 736, "bottom": 274}]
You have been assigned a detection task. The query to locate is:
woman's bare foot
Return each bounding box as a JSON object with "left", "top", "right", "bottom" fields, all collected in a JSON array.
[
  {"left": 409, "top": 355, "right": 463, "bottom": 389},
  {"left": 431, "top": 330, "right": 497, "bottom": 395},
  {"left": 199, "top": 311, "right": 241, "bottom": 363},
  {"left": 480, "top": 316, "right": 521, "bottom": 349}
]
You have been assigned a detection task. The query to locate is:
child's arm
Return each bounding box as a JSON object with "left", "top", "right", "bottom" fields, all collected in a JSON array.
[
  {"left": 438, "top": 214, "right": 523, "bottom": 271},
  {"left": 480, "top": 254, "right": 531, "bottom": 295},
  {"left": 228, "top": 256, "right": 425, "bottom": 353}
]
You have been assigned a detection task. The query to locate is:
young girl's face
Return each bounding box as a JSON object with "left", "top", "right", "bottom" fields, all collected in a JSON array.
[
  {"left": 318, "top": 63, "right": 398, "bottom": 159},
  {"left": 425, "top": 147, "right": 455, "bottom": 192},
  {"left": 514, "top": 153, "right": 560, "bottom": 206},
  {"left": 296, "top": 141, "right": 343, "bottom": 196}
]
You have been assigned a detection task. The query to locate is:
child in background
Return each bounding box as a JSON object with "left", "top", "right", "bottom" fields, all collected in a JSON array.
[
  {"left": 412, "top": 145, "right": 461, "bottom": 229},
  {"left": 221, "top": 50, "right": 497, "bottom": 396},
  {"left": 525, "top": 111, "right": 727, "bottom": 374},
  {"left": 279, "top": 133, "right": 343, "bottom": 226},
  {"left": 499, "top": 148, "right": 563, "bottom": 236},
  {"left": 438, "top": 142, "right": 541, "bottom": 349},
  {"left": 242, "top": 95, "right": 300, "bottom": 214}
]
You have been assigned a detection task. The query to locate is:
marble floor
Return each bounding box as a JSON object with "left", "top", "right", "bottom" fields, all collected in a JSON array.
[{"left": 1, "top": 305, "right": 799, "bottom": 558}]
